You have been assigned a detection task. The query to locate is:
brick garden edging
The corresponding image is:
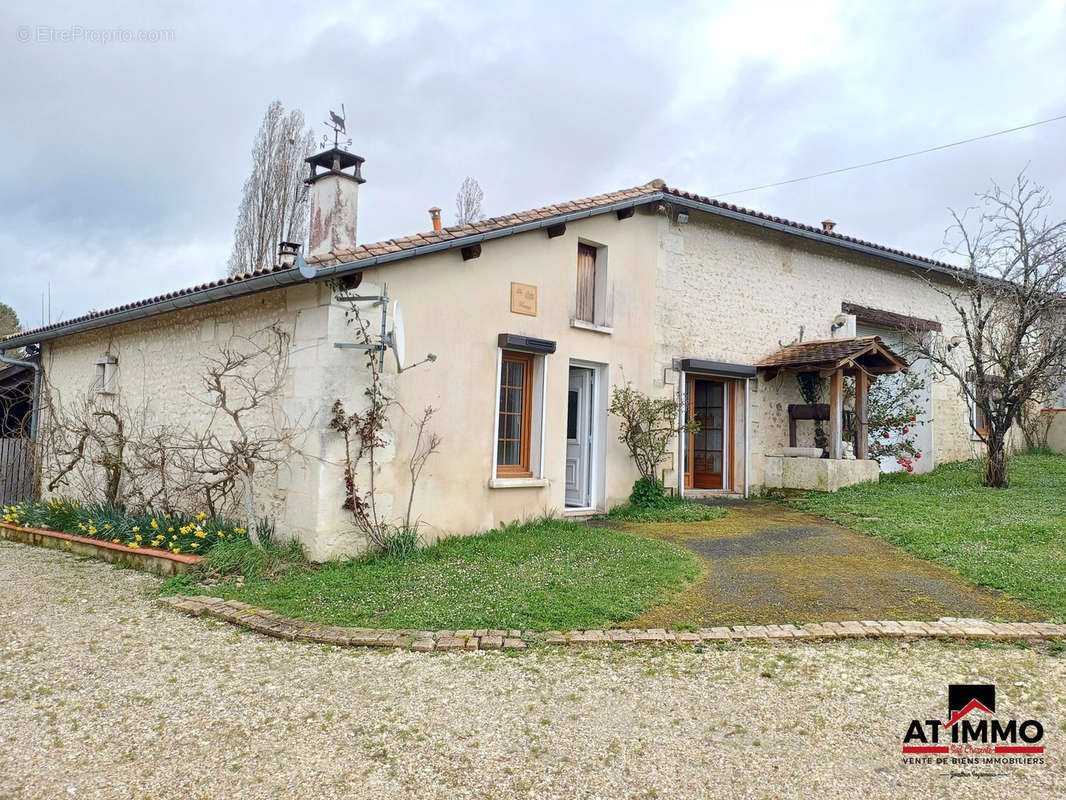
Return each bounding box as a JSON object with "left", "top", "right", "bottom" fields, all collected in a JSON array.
[
  {"left": 1, "top": 522, "right": 202, "bottom": 576},
  {"left": 160, "top": 595, "right": 1066, "bottom": 651}
]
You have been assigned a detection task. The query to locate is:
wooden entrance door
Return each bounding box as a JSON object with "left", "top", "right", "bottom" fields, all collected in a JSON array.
[{"left": 685, "top": 377, "right": 732, "bottom": 490}]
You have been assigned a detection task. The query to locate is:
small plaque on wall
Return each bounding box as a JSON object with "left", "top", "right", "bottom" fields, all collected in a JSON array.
[{"left": 510, "top": 282, "right": 538, "bottom": 316}]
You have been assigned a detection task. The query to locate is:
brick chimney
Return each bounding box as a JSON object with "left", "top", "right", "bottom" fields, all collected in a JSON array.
[
  {"left": 305, "top": 147, "right": 366, "bottom": 258},
  {"left": 428, "top": 206, "right": 442, "bottom": 231}
]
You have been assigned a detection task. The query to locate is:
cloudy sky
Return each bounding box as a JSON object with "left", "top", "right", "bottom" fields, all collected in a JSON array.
[{"left": 1, "top": 0, "right": 1064, "bottom": 330}]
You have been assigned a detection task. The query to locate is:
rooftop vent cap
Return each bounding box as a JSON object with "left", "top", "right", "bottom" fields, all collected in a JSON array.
[{"left": 821, "top": 219, "right": 837, "bottom": 233}]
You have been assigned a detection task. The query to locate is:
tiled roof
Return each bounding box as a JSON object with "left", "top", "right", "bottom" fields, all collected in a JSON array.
[
  {"left": 757, "top": 336, "right": 909, "bottom": 374},
  {"left": 841, "top": 301, "right": 943, "bottom": 333},
  {"left": 3, "top": 178, "right": 964, "bottom": 347},
  {"left": 307, "top": 182, "right": 663, "bottom": 267}
]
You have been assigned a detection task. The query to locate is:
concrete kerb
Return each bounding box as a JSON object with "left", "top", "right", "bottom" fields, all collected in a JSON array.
[{"left": 158, "top": 595, "right": 1066, "bottom": 653}]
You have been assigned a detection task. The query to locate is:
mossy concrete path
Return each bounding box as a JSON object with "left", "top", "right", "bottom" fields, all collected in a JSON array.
[{"left": 618, "top": 501, "right": 1041, "bottom": 627}]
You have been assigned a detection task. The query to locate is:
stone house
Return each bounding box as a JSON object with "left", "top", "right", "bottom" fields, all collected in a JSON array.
[{"left": 1, "top": 145, "right": 1005, "bottom": 559}]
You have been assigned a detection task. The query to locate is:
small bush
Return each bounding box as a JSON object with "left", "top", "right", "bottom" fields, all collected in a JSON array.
[
  {"left": 379, "top": 526, "right": 420, "bottom": 560},
  {"left": 629, "top": 477, "right": 669, "bottom": 508}
]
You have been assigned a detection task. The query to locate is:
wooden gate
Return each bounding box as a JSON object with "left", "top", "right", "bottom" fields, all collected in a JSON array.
[{"left": 0, "top": 438, "right": 34, "bottom": 504}]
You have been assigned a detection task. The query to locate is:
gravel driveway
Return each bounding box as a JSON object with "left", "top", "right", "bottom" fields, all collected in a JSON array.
[{"left": 1, "top": 540, "right": 1063, "bottom": 799}]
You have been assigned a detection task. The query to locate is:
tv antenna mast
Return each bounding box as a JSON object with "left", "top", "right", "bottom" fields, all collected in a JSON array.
[{"left": 332, "top": 283, "right": 437, "bottom": 372}]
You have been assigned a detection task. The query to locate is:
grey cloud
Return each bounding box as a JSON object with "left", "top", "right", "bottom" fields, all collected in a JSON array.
[{"left": 0, "top": 0, "right": 1062, "bottom": 330}]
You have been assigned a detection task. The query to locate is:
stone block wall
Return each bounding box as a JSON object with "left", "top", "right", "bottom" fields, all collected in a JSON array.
[{"left": 653, "top": 209, "right": 989, "bottom": 487}]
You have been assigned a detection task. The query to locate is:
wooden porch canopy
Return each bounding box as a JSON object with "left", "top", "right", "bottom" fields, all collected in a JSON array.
[{"left": 756, "top": 336, "right": 909, "bottom": 460}]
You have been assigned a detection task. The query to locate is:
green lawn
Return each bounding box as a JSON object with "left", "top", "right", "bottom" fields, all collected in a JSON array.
[
  {"left": 797, "top": 451, "right": 1066, "bottom": 621},
  {"left": 166, "top": 518, "right": 700, "bottom": 631}
]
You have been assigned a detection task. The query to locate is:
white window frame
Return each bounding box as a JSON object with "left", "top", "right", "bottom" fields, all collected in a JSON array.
[{"left": 489, "top": 347, "right": 548, "bottom": 488}]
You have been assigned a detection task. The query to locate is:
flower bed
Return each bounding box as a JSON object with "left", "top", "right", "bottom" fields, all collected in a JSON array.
[
  {"left": 0, "top": 522, "right": 201, "bottom": 576},
  {"left": 1, "top": 498, "right": 247, "bottom": 556}
]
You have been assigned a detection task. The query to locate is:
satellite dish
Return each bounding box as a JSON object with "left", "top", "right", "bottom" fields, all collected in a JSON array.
[
  {"left": 390, "top": 301, "right": 406, "bottom": 372},
  {"left": 296, "top": 251, "right": 316, "bottom": 280}
]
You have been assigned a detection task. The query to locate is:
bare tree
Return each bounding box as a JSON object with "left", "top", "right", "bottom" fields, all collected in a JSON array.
[
  {"left": 455, "top": 176, "right": 485, "bottom": 225},
  {"left": 38, "top": 325, "right": 299, "bottom": 543},
  {"left": 189, "top": 325, "right": 295, "bottom": 545},
  {"left": 38, "top": 384, "right": 144, "bottom": 505},
  {"left": 228, "top": 101, "right": 315, "bottom": 276},
  {"left": 405, "top": 406, "right": 441, "bottom": 530},
  {"left": 912, "top": 173, "right": 1066, "bottom": 488},
  {"left": 329, "top": 299, "right": 440, "bottom": 554}
]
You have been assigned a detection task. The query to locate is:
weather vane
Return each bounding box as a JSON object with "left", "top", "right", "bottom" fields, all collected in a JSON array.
[{"left": 321, "top": 103, "right": 353, "bottom": 150}]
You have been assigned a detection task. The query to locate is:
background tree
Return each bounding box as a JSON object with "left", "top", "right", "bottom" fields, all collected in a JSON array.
[
  {"left": 913, "top": 173, "right": 1066, "bottom": 488},
  {"left": 0, "top": 301, "right": 24, "bottom": 362},
  {"left": 0, "top": 302, "right": 19, "bottom": 338},
  {"left": 455, "top": 176, "right": 485, "bottom": 225},
  {"left": 227, "top": 101, "right": 315, "bottom": 276}
]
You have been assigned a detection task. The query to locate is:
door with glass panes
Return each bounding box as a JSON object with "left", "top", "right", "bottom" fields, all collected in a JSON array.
[{"left": 684, "top": 377, "right": 731, "bottom": 490}]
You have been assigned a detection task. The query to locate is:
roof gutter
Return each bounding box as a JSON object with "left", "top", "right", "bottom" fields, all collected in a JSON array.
[
  {"left": 0, "top": 349, "right": 41, "bottom": 443},
  {"left": 2, "top": 190, "right": 965, "bottom": 350}
]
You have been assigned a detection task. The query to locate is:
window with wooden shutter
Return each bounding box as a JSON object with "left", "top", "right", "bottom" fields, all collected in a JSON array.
[
  {"left": 496, "top": 350, "right": 534, "bottom": 477},
  {"left": 576, "top": 243, "right": 597, "bottom": 323}
]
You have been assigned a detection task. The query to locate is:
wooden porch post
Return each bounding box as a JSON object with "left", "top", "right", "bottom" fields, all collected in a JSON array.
[
  {"left": 828, "top": 368, "right": 843, "bottom": 459},
  {"left": 854, "top": 371, "right": 869, "bottom": 460}
]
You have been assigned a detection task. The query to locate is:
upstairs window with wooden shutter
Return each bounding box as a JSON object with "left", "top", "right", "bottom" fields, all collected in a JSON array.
[{"left": 576, "top": 243, "right": 597, "bottom": 323}]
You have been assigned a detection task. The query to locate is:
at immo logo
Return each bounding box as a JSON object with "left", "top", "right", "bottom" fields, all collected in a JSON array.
[{"left": 902, "top": 684, "right": 1045, "bottom": 756}]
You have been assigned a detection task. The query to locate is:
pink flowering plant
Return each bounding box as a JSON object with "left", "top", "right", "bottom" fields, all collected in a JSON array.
[{"left": 865, "top": 370, "right": 926, "bottom": 472}]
